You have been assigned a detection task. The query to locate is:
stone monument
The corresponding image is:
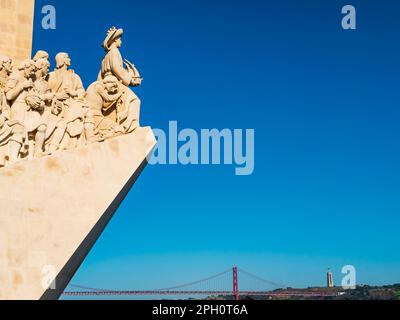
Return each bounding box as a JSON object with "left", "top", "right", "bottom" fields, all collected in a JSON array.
[{"left": 0, "top": 5, "right": 157, "bottom": 300}]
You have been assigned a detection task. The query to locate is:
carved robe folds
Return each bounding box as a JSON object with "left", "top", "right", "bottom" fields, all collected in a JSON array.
[
  {"left": 48, "top": 68, "right": 86, "bottom": 142},
  {"left": 99, "top": 47, "right": 140, "bottom": 134},
  {"left": 33, "top": 76, "right": 66, "bottom": 154},
  {"left": 0, "top": 90, "right": 24, "bottom": 165},
  {"left": 0, "top": 27, "right": 144, "bottom": 167},
  {"left": 85, "top": 80, "right": 122, "bottom": 140},
  {"left": 6, "top": 73, "right": 45, "bottom": 135}
]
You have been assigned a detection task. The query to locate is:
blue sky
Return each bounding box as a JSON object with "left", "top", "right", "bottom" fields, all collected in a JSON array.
[{"left": 32, "top": 0, "right": 400, "bottom": 294}]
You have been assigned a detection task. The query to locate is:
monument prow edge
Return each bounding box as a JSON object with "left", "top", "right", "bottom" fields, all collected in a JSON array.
[
  {"left": 0, "top": 20, "right": 155, "bottom": 300},
  {"left": 40, "top": 127, "right": 157, "bottom": 300},
  {"left": 0, "top": 127, "right": 156, "bottom": 300}
]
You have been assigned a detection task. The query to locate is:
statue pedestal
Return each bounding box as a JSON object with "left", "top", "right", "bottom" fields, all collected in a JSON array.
[{"left": 0, "top": 127, "right": 156, "bottom": 300}]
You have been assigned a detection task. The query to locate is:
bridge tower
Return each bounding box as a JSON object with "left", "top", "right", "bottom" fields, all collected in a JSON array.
[{"left": 233, "top": 266, "right": 239, "bottom": 301}]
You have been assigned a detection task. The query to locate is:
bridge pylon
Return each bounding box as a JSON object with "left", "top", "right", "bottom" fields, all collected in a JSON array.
[{"left": 233, "top": 266, "right": 239, "bottom": 301}]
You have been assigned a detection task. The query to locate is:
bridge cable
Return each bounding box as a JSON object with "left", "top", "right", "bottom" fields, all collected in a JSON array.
[{"left": 238, "top": 268, "right": 288, "bottom": 289}]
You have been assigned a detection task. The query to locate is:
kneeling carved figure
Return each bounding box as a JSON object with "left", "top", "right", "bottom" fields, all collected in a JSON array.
[
  {"left": 0, "top": 26, "right": 144, "bottom": 167},
  {"left": 85, "top": 75, "right": 129, "bottom": 141}
]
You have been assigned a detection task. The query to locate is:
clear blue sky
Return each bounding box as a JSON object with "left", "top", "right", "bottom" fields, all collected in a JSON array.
[{"left": 32, "top": 0, "right": 400, "bottom": 293}]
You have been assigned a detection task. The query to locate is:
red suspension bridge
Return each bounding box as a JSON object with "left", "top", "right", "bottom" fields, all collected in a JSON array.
[{"left": 63, "top": 267, "right": 336, "bottom": 299}]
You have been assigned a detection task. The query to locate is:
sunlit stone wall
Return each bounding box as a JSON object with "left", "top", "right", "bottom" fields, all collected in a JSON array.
[{"left": 0, "top": 0, "right": 35, "bottom": 64}]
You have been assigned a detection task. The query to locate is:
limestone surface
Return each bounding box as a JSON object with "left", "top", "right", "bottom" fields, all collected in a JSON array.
[
  {"left": 0, "top": 127, "right": 156, "bottom": 300},
  {"left": 0, "top": 0, "right": 35, "bottom": 64},
  {"left": 0, "top": 4, "right": 153, "bottom": 300}
]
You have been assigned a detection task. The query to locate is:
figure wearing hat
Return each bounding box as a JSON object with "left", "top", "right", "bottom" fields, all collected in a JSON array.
[{"left": 98, "top": 27, "right": 142, "bottom": 134}]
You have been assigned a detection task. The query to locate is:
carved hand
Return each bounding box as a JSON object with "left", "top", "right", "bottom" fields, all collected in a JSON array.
[
  {"left": 56, "top": 92, "right": 69, "bottom": 100},
  {"left": 26, "top": 94, "right": 42, "bottom": 111},
  {"left": 64, "top": 88, "right": 77, "bottom": 98},
  {"left": 44, "top": 92, "right": 55, "bottom": 102},
  {"left": 130, "top": 78, "right": 142, "bottom": 87},
  {"left": 22, "top": 80, "right": 33, "bottom": 89}
]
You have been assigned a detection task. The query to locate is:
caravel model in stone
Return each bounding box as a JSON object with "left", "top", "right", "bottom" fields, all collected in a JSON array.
[{"left": 0, "top": 1, "right": 157, "bottom": 300}]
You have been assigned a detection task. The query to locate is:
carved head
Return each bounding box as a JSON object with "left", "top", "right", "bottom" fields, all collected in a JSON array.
[
  {"left": 33, "top": 50, "right": 49, "bottom": 62},
  {"left": 55, "top": 52, "right": 71, "bottom": 69},
  {"left": 35, "top": 59, "right": 50, "bottom": 77},
  {"left": 115, "top": 38, "right": 122, "bottom": 48},
  {"left": 102, "top": 27, "right": 123, "bottom": 51},
  {"left": 0, "top": 55, "right": 13, "bottom": 75},
  {"left": 103, "top": 75, "right": 119, "bottom": 93},
  {"left": 18, "top": 60, "right": 36, "bottom": 79},
  {"left": 51, "top": 101, "right": 63, "bottom": 116}
]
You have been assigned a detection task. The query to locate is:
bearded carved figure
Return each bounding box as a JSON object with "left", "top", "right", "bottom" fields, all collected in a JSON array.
[
  {"left": 85, "top": 75, "right": 127, "bottom": 141},
  {"left": 5, "top": 59, "right": 48, "bottom": 160},
  {"left": 33, "top": 57, "right": 67, "bottom": 155},
  {"left": 0, "top": 27, "right": 145, "bottom": 167}
]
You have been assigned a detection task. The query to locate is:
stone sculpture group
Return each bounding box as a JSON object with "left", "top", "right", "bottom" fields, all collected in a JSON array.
[{"left": 0, "top": 27, "right": 142, "bottom": 167}]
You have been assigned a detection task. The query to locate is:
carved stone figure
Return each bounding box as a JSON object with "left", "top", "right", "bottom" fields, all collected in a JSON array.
[
  {"left": 85, "top": 75, "right": 125, "bottom": 140},
  {"left": 44, "top": 100, "right": 67, "bottom": 154},
  {"left": 98, "top": 27, "right": 142, "bottom": 134},
  {"left": 5, "top": 59, "right": 47, "bottom": 160},
  {"left": 33, "top": 50, "right": 50, "bottom": 80},
  {"left": 33, "top": 58, "right": 66, "bottom": 155},
  {"left": 0, "top": 27, "right": 146, "bottom": 167},
  {"left": 0, "top": 56, "right": 24, "bottom": 165},
  {"left": 0, "top": 15, "right": 158, "bottom": 300},
  {"left": 0, "top": 55, "right": 12, "bottom": 91},
  {"left": 48, "top": 53, "right": 87, "bottom": 149},
  {"left": 33, "top": 50, "right": 49, "bottom": 63},
  {"left": 32, "top": 58, "right": 53, "bottom": 102}
]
